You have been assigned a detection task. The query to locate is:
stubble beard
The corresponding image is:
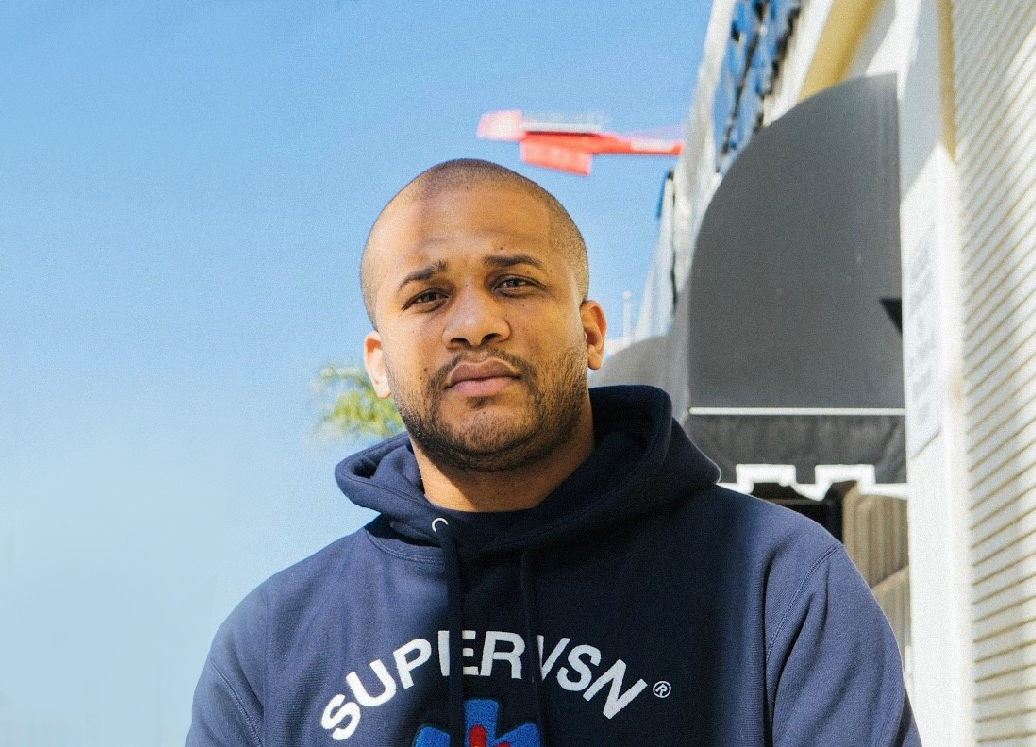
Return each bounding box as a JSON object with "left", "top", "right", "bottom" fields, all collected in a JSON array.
[{"left": 390, "top": 347, "right": 588, "bottom": 473}]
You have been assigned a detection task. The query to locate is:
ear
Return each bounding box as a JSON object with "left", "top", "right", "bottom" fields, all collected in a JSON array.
[
  {"left": 363, "top": 331, "right": 393, "bottom": 398},
  {"left": 580, "top": 300, "right": 607, "bottom": 371}
]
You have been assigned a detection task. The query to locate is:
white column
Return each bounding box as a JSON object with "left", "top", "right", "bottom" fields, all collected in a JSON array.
[{"left": 897, "top": 0, "right": 973, "bottom": 744}]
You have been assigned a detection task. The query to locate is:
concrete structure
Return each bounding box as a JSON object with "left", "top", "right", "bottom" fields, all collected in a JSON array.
[{"left": 620, "top": 1, "right": 1036, "bottom": 743}]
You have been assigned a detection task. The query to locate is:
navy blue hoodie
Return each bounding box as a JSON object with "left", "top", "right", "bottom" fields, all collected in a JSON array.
[{"left": 187, "top": 385, "right": 920, "bottom": 746}]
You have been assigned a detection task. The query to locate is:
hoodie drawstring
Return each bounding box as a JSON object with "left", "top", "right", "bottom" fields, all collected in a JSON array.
[
  {"left": 434, "top": 519, "right": 549, "bottom": 747},
  {"left": 519, "top": 549, "right": 547, "bottom": 747},
  {"left": 433, "top": 519, "right": 466, "bottom": 747}
]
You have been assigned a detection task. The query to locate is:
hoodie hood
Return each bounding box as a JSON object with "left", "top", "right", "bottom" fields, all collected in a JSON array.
[{"left": 335, "top": 385, "right": 720, "bottom": 555}]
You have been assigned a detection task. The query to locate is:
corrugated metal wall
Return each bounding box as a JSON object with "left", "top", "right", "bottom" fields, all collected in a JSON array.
[{"left": 954, "top": 2, "right": 1036, "bottom": 742}]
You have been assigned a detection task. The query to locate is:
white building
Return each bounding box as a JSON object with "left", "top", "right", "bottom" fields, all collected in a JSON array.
[{"left": 606, "top": 1, "right": 1036, "bottom": 743}]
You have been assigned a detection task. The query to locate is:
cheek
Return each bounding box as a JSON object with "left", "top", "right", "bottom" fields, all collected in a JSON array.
[
  {"left": 381, "top": 329, "right": 438, "bottom": 382},
  {"left": 524, "top": 320, "right": 587, "bottom": 369},
  {"left": 557, "top": 313, "right": 592, "bottom": 352}
]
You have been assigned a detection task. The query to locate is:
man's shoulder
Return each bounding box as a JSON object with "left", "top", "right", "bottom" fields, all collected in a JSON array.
[
  {"left": 211, "top": 524, "right": 375, "bottom": 648},
  {"left": 681, "top": 483, "right": 840, "bottom": 555},
  {"left": 661, "top": 482, "right": 844, "bottom": 595},
  {"left": 254, "top": 523, "right": 374, "bottom": 603}
]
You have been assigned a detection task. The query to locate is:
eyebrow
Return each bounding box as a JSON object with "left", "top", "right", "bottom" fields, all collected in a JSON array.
[
  {"left": 483, "top": 253, "right": 546, "bottom": 271},
  {"left": 397, "top": 259, "right": 448, "bottom": 293}
]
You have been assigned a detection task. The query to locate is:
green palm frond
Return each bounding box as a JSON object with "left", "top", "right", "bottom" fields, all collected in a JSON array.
[{"left": 314, "top": 364, "right": 403, "bottom": 439}]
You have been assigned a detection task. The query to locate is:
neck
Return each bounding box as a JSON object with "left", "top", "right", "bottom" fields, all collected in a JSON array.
[{"left": 413, "top": 403, "right": 596, "bottom": 512}]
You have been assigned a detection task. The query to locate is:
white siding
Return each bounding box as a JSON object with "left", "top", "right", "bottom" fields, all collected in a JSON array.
[{"left": 954, "top": 2, "right": 1036, "bottom": 743}]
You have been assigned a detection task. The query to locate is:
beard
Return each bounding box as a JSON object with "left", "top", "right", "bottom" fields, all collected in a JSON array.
[{"left": 388, "top": 346, "right": 588, "bottom": 473}]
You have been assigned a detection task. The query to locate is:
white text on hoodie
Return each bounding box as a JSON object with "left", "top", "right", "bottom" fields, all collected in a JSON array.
[{"left": 320, "top": 629, "right": 649, "bottom": 740}]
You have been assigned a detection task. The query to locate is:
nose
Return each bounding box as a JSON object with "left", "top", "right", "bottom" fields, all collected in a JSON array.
[{"left": 441, "top": 286, "right": 510, "bottom": 348}]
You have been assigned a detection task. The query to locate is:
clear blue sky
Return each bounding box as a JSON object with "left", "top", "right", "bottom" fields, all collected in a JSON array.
[{"left": 0, "top": 1, "right": 711, "bottom": 743}]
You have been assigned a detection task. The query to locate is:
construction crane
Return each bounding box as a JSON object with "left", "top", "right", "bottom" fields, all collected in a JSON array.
[{"left": 477, "top": 110, "right": 683, "bottom": 176}]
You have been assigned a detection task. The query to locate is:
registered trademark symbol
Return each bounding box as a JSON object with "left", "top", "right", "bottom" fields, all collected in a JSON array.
[{"left": 653, "top": 681, "right": 671, "bottom": 698}]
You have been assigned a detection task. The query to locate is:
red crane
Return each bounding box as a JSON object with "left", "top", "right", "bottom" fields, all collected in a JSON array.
[{"left": 477, "top": 110, "right": 684, "bottom": 176}]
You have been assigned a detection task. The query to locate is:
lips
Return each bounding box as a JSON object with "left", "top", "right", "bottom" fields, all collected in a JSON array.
[{"left": 445, "top": 358, "right": 520, "bottom": 389}]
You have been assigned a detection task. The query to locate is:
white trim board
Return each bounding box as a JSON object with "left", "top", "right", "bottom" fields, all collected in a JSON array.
[{"left": 689, "top": 407, "right": 906, "bottom": 417}]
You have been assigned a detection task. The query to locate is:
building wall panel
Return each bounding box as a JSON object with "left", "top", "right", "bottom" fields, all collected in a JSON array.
[
  {"left": 972, "top": 484, "right": 1036, "bottom": 543},
  {"left": 956, "top": 10, "right": 1035, "bottom": 119},
  {"left": 964, "top": 206, "right": 1036, "bottom": 340},
  {"left": 974, "top": 640, "right": 1036, "bottom": 695},
  {"left": 964, "top": 152, "right": 1036, "bottom": 273},
  {"left": 954, "top": 0, "right": 1036, "bottom": 737}
]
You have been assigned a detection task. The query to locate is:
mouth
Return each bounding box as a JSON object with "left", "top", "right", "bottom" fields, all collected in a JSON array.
[{"left": 446, "top": 358, "right": 521, "bottom": 396}]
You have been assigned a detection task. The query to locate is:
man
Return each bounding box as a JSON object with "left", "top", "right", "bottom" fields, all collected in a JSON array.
[{"left": 188, "top": 159, "right": 920, "bottom": 746}]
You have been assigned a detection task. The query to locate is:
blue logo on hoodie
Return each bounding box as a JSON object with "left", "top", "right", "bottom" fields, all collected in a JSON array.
[{"left": 414, "top": 699, "right": 540, "bottom": 747}]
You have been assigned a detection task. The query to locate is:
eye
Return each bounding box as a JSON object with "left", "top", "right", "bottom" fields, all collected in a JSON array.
[
  {"left": 496, "top": 276, "right": 538, "bottom": 292},
  {"left": 405, "top": 288, "right": 448, "bottom": 309}
]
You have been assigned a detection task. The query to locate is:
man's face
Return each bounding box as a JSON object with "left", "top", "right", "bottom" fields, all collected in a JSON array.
[{"left": 363, "top": 182, "right": 606, "bottom": 472}]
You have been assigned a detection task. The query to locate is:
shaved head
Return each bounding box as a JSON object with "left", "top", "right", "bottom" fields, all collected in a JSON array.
[{"left": 360, "top": 158, "right": 588, "bottom": 327}]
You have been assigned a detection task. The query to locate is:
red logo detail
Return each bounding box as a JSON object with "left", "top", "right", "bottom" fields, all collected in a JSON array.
[{"left": 470, "top": 725, "right": 510, "bottom": 747}]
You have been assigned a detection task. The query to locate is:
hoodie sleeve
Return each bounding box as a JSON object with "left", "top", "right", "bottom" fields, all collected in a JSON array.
[
  {"left": 186, "top": 587, "right": 268, "bottom": 747},
  {"left": 767, "top": 544, "right": 921, "bottom": 746}
]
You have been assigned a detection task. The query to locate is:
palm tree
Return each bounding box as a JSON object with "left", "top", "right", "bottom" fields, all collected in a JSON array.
[{"left": 314, "top": 364, "right": 403, "bottom": 439}]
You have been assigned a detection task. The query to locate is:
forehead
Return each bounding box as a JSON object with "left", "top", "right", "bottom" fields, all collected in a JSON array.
[{"left": 368, "top": 183, "right": 559, "bottom": 283}]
